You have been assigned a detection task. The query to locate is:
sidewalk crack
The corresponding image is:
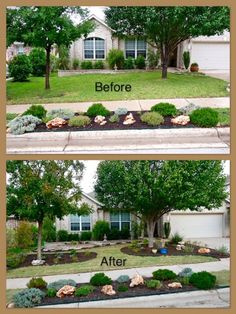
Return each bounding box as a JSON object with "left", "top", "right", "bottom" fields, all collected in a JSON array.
[{"left": 63, "top": 132, "right": 71, "bottom": 152}]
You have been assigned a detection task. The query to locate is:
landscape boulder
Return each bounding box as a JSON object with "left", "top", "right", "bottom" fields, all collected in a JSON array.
[
  {"left": 198, "top": 247, "right": 211, "bottom": 254},
  {"left": 56, "top": 285, "right": 76, "bottom": 298},
  {"left": 171, "top": 115, "right": 190, "bottom": 125},
  {"left": 123, "top": 113, "right": 136, "bottom": 125},
  {"left": 168, "top": 282, "right": 182, "bottom": 289},
  {"left": 130, "top": 273, "right": 144, "bottom": 287},
  {"left": 31, "top": 259, "right": 45, "bottom": 266},
  {"left": 46, "top": 117, "right": 67, "bottom": 128},
  {"left": 101, "top": 285, "right": 116, "bottom": 295}
]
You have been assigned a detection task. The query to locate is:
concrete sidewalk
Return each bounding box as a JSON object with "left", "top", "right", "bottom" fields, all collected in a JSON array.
[
  {"left": 7, "top": 258, "right": 230, "bottom": 290},
  {"left": 6, "top": 97, "right": 230, "bottom": 114}
]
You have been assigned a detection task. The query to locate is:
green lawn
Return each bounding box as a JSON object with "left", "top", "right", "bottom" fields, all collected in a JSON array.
[
  {"left": 7, "top": 244, "right": 217, "bottom": 279},
  {"left": 7, "top": 71, "right": 228, "bottom": 105},
  {"left": 215, "top": 108, "right": 230, "bottom": 126}
]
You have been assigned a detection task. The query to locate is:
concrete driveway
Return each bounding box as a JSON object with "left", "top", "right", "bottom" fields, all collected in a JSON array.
[
  {"left": 185, "top": 237, "right": 230, "bottom": 251},
  {"left": 202, "top": 70, "right": 230, "bottom": 82}
]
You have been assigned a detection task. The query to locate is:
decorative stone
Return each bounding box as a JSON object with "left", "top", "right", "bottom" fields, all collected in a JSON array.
[
  {"left": 46, "top": 117, "right": 67, "bottom": 128},
  {"left": 123, "top": 113, "right": 136, "bottom": 125},
  {"left": 130, "top": 273, "right": 144, "bottom": 287},
  {"left": 100, "top": 120, "right": 107, "bottom": 126},
  {"left": 103, "top": 234, "right": 107, "bottom": 242},
  {"left": 152, "top": 249, "right": 157, "bottom": 254},
  {"left": 7, "top": 303, "right": 15, "bottom": 308},
  {"left": 168, "top": 282, "right": 182, "bottom": 289},
  {"left": 31, "top": 259, "right": 45, "bottom": 266},
  {"left": 94, "top": 115, "right": 106, "bottom": 124},
  {"left": 171, "top": 115, "right": 190, "bottom": 125},
  {"left": 56, "top": 285, "right": 76, "bottom": 298},
  {"left": 198, "top": 247, "right": 211, "bottom": 254},
  {"left": 176, "top": 244, "right": 182, "bottom": 251},
  {"left": 101, "top": 285, "right": 116, "bottom": 295}
]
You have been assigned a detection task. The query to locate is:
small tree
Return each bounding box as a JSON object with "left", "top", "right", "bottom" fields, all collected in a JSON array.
[
  {"left": 183, "top": 51, "right": 190, "bottom": 70},
  {"left": 8, "top": 54, "right": 32, "bottom": 81}
]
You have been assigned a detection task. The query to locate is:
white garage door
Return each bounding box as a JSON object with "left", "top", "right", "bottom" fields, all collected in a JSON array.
[
  {"left": 170, "top": 214, "right": 223, "bottom": 238},
  {"left": 191, "top": 42, "right": 230, "bottom": 70}
]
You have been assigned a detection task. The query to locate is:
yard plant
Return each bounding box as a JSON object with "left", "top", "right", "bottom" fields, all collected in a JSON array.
[
  {"left": 189, "top": 271, "right": 216, "bottom": 290},
  {"left": 90, "top": 272, "right": 112, "bottom": 286},
  {"left": 190, "top": 107, "right": 219, "bottom": 127}
]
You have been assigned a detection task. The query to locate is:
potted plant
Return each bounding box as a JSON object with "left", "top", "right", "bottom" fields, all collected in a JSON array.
[
  {"left": 190, "top": 62, "right": 199, "bottom": 72},
  {"left": 159, "top": 238, "right": 168, "bottom": 255}
]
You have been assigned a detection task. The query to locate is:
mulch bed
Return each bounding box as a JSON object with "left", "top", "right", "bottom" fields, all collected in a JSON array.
[
  {"left": 19, "top": 251, "right": 97, "bottom": 268},
  {"left": 121, "top": 244, "right": 230, "bottom": 259}
]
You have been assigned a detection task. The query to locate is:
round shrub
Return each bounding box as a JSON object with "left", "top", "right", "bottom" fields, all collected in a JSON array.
[
  {"left": 7, "top": 252, "right": 26, "bottom": 269},
  {"left": 109, "top": 114, "right": 120, "bottom": 123},
  {"left": 47, "top": 279, "right": 77, "bottom": 291},
  {"left": 124, "top": 57, "right": 134, "bottom": 69},
  {"left": 75, "top": 285, "right": 94, "bottom": 297},
  {"left": 80, "top": 231, "right": 92, "bottom": 241},
  {"left": 117, "top": 284, "right": 128, "bottom": 292},
  {"left": 13, "top": 288, "right": 45, "bottom": 308},
  {"left": 140, "top": 112, "right": 164, "bottom": 126},
  {"left": 178, "top": 267, "right": 193, "bottom": 278},
  {"left": 23, "top": 105, "right": 47, "bottom": 119},
  {"left": 87, "top": 103, "right": 110, "bottom": 117},
  {"left": 27, "top": 277, "right": 47, "bottom": 290},
  {"left": 68, "top": 116, "right": 91, "bottom": 127},
  {"left": 9, "top": 54, "right": 32, "bottom": 81},
  {"left": 146, "top": 279, "right": 161, "bottom": 289},
  {"left": 81, "top": 61, "right": 93, "bottom": 69},
  {"left": 152, "top": 269, "right": 177, "bottom": 281},
  {"left": 7, "top": 115, "right": 42, "bottom": 135},
  {"left": 107, "top": 228, "right": 121, "bottom": 240},
  {"left": 46, "top": 288, "right": 57, "bottom": 297},
  {"left": 46, "top": 109, "right": 74, "bottom": 120},
  {"left": 135, "top": 55, "right": 146, "bottom": 69},
  {"left": 179, "top": 276, "right": 190, "bottom": 285},
  {"left": 107, "top": 49, "right": 125, "bottom": 69},
  {"left": 94, "top": 60, "right": 104, "bottom": 69},
  {"left": 57, "top": 230, "right": 69, "bottom": 242},
  {"left": 114, "top": 107, "right": 128, "bottom": 116},
  {"left": 151, "top": 103, "right": 178, "bottom": 117},
  {"left": 29, "top": 48, "right": 46, "bottom": 77},
  {"left": 190, "top": 108, "right": 219, "bottom": 127},
  {"left": 72, "top": 58, "right": 80, "bottom": 70},
  {"left": 90, "top": 273, "right": 112, "bottom": 286},
  {"left": 189, "top": 271, "right": 216, "bottom": 290},
  {"left": 92, "top": 220, "right": 110, "bottom": 241},
  {"left": 116, "top": 275, "right": 130, "bottom": 283}
]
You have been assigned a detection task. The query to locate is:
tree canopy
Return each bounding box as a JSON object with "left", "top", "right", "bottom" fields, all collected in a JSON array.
[{"left": 95, "top": 160, "right": 227, "bottom": 247}]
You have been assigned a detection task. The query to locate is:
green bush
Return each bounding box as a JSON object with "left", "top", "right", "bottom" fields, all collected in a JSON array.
[
  {"left": 75, "top": 285, "right": 94, "bottom": 297},
  {"left": 29, "top": 48, "right": 46, "bottom": 76},
  {"left": 120, "top": 227, "right": 130, "bottom": 239},
  {"left": 131, "top": 222, "right": 142, "bottom": 240},
  {"left": 124, "top": 57, "right": 134, "bottom": 69},
  {"left": 46, "top": 109, "right": 74, "bottom": 120},
  {"left": 94, "top": 60, "right": 104, "bottom": 69},
  {"left": 190, "top": 108, "right": 219, "bottom": 127},
  {"left": 80, "top": 231, "right": 92, "bottom": 241},
  {"left": 90, "top": 273, "right": 112, "bottom": 286},
  {"left": 146, "top": 279, "right": 161, "bottom": 289},
  {"left": 135, "top": 55, "right": 146, "bottom": 69},
  {"left": 170, "top": 232, "right": 183, "bottom": 244},
  {"left": 81, "top": 61, "right": 93, "bottom": 69},
  {"left": 23, "top": 105, "right": 47, "bottom": 120},
  {"left": 9, "top": 54, "right": 32, "bottom": 81},
  {"left": 42, "top": 217, "right": 56, "bottom": 242},
  {"left": 7, "top": 252, "right": 26, "bottom": 269},
  {"left": 189, "top": 271, "right": 216, "bottom": 290},
  {"left": 72, "top": 58, "right": 80, "bottom": 70},
  {"left": 47, "top": 279, "right": 77, "bottom": 291},
  {"left": 140, "top": 112, "right": 164, "bottom": 126},
  {"left": 57, "top": 45, "right": 70, "bottom": 70},
  {"left": 164, "top": 222, "right": 171, "bottom": 239},
  {"left": 68, "top": 116, "right": 91, "bottom": 127},
  {"left": 151, "top": 103, "right": 178, "bottom": 117},
  {"left": 116, "top": 275, "right": 130, "bottom": 283},
  {"left": 57, "top": 230, "right": 69, "bottom": 242},
  {"left": 109, "top": 114, "right": 120, "bottom": 123},
  {"left": 107, "top": 49, "right": 125, "bottom": 69},
  {"left": 107, "top": 228, "right": 120, "bottom": 240},
  {"left": 87, "top": 103, "right": 110, "bottom": 117},
  {"left": 50, "top": 55, "right": 59, "bottom": 72},
  {"left": 117, "top": 284, "right": 128, "bottom": 292},
  {"left": 68, "top": 233, "right": 80, "bottom": 241},
  {"left": 92, "top": 220, "right": 110, "bottom": 241},
  {"left": 183, "top": 51, "right": 190, "bottom": 70},
  {"left": 179, "top": 276, "right": 190, "bottom": 285},
  {"left": 15, "top": 221, "right": 34, "bottom": 249},
  {"left": 13, "top": 288, "right": 45, "bottom": 308},
  {"left": 46, "top": 288, "right": 57, "bottom": 297},
  {"left": 152, "top": 269, "right": 177, "bottom": 281},
  {"left": 114, "top": 108, "right": 128, "bottom": 116},
  {"left": 6, "top": 228, "right": 17, "bottom": 249},
  {"left": 27, "top": 277, "right": 47, "bottom": 290},
  {"left": 147, "top": 49, "right": 160, "bottom": 69}
]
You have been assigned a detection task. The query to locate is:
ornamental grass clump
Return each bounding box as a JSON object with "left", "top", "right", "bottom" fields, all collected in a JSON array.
[
  {"left": 87, "top": 103, "right": 110, "bottom": 117},
  {"left": 68, "top": 116, "right": 91, "bottom": 127},
  {"left": 75, "top": 285, "right": 94, "bottom": 297},
  {"left": 151, "top": 103, "right": 178, "bottom": 117},
  {"left": 140, "top": 112, "right": 164, "bottom": 126},
  {"left": 152, "top": 269, "right": 177, "bottom": 281},
  {"left": 189, "top": 271, "right": 216, "bottom": 290},
  {"left": 46, "top": 288, "right": 57, "bottom": 297},
  {"left": 90, "top": 273, "right": 112, "bottom": 286},
  {"left": 13, "top": 288, "right": 45, "bottom": 308},
  {"left": 109, "top": 114, "right": 120, "bottom": 123},
  {"left": 190, "top": 107, "right": 219, "bottom": 127},
  {"left": 45, "top": 108, "right": 74, "bottom": 120},
  {"left": 47, "top": 279, "right": 77, "bottom": 291},
  {"left": 146, "top": 279, "right": 162, "bottom": 289},
  {"left": 7, "top": 115, "right": 42, "bottom": 135},
  {"left": 117, "top": 284, "right": 129, "bottom": 292}
]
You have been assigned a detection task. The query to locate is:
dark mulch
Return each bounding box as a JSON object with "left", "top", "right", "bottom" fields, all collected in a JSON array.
[
  {"left": 34, "top": 111, "right": 198, "bottom": 133},
  {"left": 121, "top": 244, "right": 230, "bottom": 259},
  {"left": 19, "top": 251, "right": 97, "bottom": 268},
  {"left": 39, "top": 278, "right": 198, "bottom": 307}
]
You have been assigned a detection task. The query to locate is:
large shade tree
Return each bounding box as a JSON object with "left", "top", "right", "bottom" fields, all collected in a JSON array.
[
  {"left": 95, "top": 160, "right": 227, "bottom": 247},
  {"left": 7, "top": 6, "right": 94, "bottom": 89},
  {"left": 105, "top": 6, "right": 230, "bottom": 78},
  {"left": 7, "top": 160, "right": 92, "bottom": 259}
]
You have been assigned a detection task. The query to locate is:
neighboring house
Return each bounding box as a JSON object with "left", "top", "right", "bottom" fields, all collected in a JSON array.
[
  {"left": 69, "top": 15, "right": 230, "bottom": 71},
  {"left": 6, "top": 42, "right": 32, "bottom": 62}
]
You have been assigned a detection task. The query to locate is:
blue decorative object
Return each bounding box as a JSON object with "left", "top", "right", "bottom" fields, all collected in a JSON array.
[{"left": 159, "top": 248, "right": 168, "bottom": 255}]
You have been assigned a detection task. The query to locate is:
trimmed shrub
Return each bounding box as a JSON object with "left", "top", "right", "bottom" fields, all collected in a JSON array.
[
  {"left": 190, "top": 108, "right": 219, "bottom": 127},
  {"left": 29, "top": 48, "right": 46, "bottom": 76},
  {"left": 46, "top": 109, "right": 74, "bottom": 120},
  {"left": 47, "top": 279, "right": 77, "bottom": 291},
  {"left": 117, "top": 284, "right": 128, "bottom": 292},
  {"left": 178, "top": 268, "right": 193, "bottom": 278},
  {"left": 124, "top": 57, "right": 134, "bottom": 69},
  {"left": 7, "top": 252, "right": 26, "bottom": 269},
  {"left": 9, "top": 54, "right": 32, "bottom": 81},
  {"left": 135, "top": 55, "right": 146, "bottom": 69},
  {"left": 140, "top": 112, "right": 164, "bottom": 126},
  {"left": 75, "top": 285, "right": 94, "bottom": 297},
  {"left": 27, "top": 277, "right": 47, "bottom": 290},
  {"left": 13, "top": 288, "right": 45, "bottom": 308},
  {"left": 46, "top": 288, "right": 57, "bottom": 297},
  {"left": 114, "top": 107, "right": 128, "bottom": 116},
  {"left": 107, "top": 49, "right": 125, "bottom": 69},
  {"left": 15, "top": 221, "right": 34, "bottom": 249},
  {"left": 146, "top": 279, "right": 161, "bottom": 289},
  {"left": 109, "top": 114, "right": 120, "bottom": 123},
  {"left": 117, "top": 275, "right": 130, "bottom": 283},
  {"left": 90, "top": 273, "right": 112, "bottom": 286},
  {"left": 183, "top": 51, "right": 190, "bottom": 70},
  {"left": 68, "top": 116, "right": 91, "bottom": 127},
  {"left": 170, "top": 232, "right": 183, "bottom": 244},
  {"left": 94, "top": 60, "right": 104, "bottom": 69},
  {"left": 23, "top": 105, "right": 47, "bottom": 120},
  {"left": 68, "top": 233, "right": 80, "bottom": 241},
  {"left": 151, "top": 103, "right": 178, "bottom": 117},
  {"left": 120, "top": 227, "right": 130, "bottom": 239},
  {"left": 57, "top": 45, "right": 70, "bottom": 70},
  {"left": 57, "top": 230, "right": 69, "bottom": 242},
  {"left": 189, "top": 271, "right": 216, "bottom": 290},
  {"left": 50, "top": 55, "right": 59, "bottom": 72},
  {"left": 80, "top": 231, "right": 92, "bottom": 241},
  {"left": 107, "top": 228, "right": 120, "bottom": 240},
  {"left": 7, "top": 115, "right": 41, "bottom": 135},
  {"left": 81, "top": 61, "right": 93, "bottom": 69},
  {"left": 179, "top": 276, "right": 190, "bottom": 285},
  {"left": 152, "top": 269, "right": 177, "bottom": 281},
  {"left": 147, "top": 49, "right": 159, "bottom": 69},
  {"left": 164, "top": 222, "right": 171, "bottom": 239},
  {"left": 72, "top": 58, "right": 80, "bottom": 70},
  {"left": 87, "top": 103, "right": 110, "bottom": 117},
  {"left": 92, "top": 220, "right": 110, "bottom": 241}
]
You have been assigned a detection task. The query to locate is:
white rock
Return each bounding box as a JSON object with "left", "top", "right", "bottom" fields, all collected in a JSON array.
[
  {"left": 31, "top": 259, "right": 45, "bottom": 266},
  {"left": 171, "top": 115, "right": 190, "bottom": 126}
]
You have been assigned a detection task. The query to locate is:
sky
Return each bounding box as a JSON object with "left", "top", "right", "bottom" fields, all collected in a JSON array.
[
  {"left": 80, "top": 160, "right": 230, "bottom": 193},
  {"left": 82, "top": 6, "right": 106, "bottom": 20}
]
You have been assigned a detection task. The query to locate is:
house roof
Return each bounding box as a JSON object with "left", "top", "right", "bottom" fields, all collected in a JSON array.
[
  {"left": 81, "top": 14, "right": 115, "bottom": 33},
  {"left": 82, "top": 191, "right": 103, "bottom": 207}
]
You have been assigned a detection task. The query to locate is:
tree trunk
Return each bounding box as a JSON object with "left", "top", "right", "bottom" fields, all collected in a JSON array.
[
  {"left": 146, "top": 220, "right": 156, "bottom": 248},
  {"left": 45, "top": 47, "right": 51, "bottom": 89},
  {"left": 161, "top": 46, "right": 169, "bottom": 79},
  {"left": 37, "top": 220, "right": 43, "bottom": 260}
]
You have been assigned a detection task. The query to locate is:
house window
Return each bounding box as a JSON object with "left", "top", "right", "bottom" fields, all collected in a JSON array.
[
  {"left": 84, "top": 37, "right": 105, "bottom": 59},
  {"left": 17, "top": 46, "right": 24, "bottom": 55},
  {"left": 110, "top": 212, "right": 131, "bottom": 230},
  {"left": 125, "top": 39, "right": 146, "bottom": 59},
  {"left": 70, "top": 214, "right": 91, "bottom": 231}
]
